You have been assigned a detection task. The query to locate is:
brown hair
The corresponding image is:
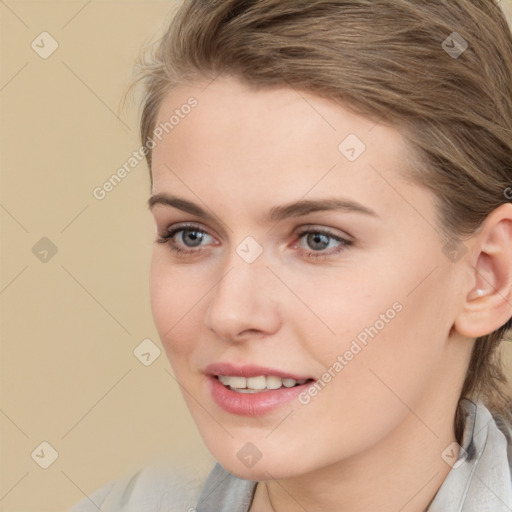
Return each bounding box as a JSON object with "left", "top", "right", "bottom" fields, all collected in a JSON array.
[{"left": 130, "top": 0, "right": 512, "bottom": 441}]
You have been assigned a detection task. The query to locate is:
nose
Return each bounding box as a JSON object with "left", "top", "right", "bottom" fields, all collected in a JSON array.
[{"left": 205, "top": 258, "right": 281, "bottom": 343}]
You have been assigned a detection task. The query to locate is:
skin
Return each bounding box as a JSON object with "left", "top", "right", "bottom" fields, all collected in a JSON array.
[{"left": 148, "top": 75, "right": 512, "bottom": 512}]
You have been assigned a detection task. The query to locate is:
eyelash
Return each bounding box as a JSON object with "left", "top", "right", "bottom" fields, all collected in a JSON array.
[
  {"left": 155, "top": 224, "right": 352, "bottom": 259},
  {"left": 156, "top": 224, "right": 353, "bottom": 259}
]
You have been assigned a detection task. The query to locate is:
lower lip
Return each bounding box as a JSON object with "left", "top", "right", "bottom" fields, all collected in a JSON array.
[{"left": 208, "top": 376, "right": 312, "bottom": 416}]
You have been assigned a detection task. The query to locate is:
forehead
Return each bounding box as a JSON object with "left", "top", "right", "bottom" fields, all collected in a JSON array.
[
  {"left": 152, "top": 75, "right": 407, "bottom": 154},
  {"left": 150, "top": 76, "right": 423, "bottom": 221}
]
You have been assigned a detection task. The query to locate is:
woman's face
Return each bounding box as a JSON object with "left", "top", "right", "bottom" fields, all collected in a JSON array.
[{"left": 149, "top": 76, "right": 469, "bottom": 480}]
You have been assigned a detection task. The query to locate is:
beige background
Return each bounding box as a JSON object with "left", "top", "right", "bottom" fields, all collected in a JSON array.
[{"left": 1, "top": 1, "right": 512, "bottom": 511}]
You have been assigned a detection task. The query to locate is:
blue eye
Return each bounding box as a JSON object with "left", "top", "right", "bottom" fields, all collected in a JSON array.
[
  {"left": 156, "top": 224, "right": 352, "bottom": 259},
  {"left": 156, "top": 225, "right": 214, "bottom": 253},
  {"left": 175, "top": 229, "right": 210, "bottom": 248},
  {"left": 295, "top": 229, "right": 352, "bottom": 257}
]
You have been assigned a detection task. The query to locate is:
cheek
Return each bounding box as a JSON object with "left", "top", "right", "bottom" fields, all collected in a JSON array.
[
  {"left": 149, "top": 255, "right": 203, "bottom": 360},
  {"left": 300, "top": 254, "right": 448, "bottom": 389},
  {"left": 324, "top": 272, "right": 451, "bottom": 415},
  {"left": 281, "top": 264, "right": 399, "bottom": 352}
]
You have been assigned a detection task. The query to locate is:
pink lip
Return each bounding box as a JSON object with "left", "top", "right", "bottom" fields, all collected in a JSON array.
[
  {"left": 204, "top": 362, "right": 312, "bottom": 381},
  {"left": 204, "top": 363, "right": 314, "bottom": 417},
  {"left": 207, "top": 376, "right": 313, "bottom": 416}
]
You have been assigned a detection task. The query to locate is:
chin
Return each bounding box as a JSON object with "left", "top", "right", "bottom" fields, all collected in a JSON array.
[
  {"left": 209, "top": 446, "right": 314, "bottom": 481},
  {"left": 220, "top": 458, "right": 295, "bottom": 481}
]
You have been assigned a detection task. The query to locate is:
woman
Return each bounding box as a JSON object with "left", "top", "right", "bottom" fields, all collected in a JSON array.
[{"left": 71, "top": 0, "right": 512, "bottom": 510}]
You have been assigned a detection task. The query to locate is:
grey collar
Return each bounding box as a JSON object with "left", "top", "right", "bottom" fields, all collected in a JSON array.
[{"left": 427, "top": 398, "right": 512, "bottom": 512}]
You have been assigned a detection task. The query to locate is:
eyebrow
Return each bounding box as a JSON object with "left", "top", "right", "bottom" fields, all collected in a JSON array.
[{"left": 147, "top": 194, "right": 379, "bottom": 222}]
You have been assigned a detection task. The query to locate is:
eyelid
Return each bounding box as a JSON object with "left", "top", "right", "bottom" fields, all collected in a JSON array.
[
  {"left": 291, "top": 227, "right": 352, "bottom": 253},
  {"left": 158, "top": 223, "right": 350, "bottom": 241},
  {"left": 157, "top": 222, "right": 353, "bottom": 258},
  {"left": 159, "top": 222, "right": 216, "bottom": 237},
  {"left": 152, "top": 209, "right": 229, "bottom": 239},
  {"left": 293, "top": 224, "right": 353, "bottom": 242}
]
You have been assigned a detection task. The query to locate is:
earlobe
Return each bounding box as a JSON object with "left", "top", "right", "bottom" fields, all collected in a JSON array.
[{"left": 454, "top": 203, "right": 512, "bottom": 339}]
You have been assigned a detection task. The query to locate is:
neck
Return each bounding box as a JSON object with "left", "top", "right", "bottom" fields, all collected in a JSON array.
[{"left": 250, "top": 394, "right": 460, "bottom": 512}]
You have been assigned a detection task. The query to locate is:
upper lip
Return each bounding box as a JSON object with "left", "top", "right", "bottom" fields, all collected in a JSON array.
[{"left": 204, "top": 362, "right": 313, "bottom": 381}]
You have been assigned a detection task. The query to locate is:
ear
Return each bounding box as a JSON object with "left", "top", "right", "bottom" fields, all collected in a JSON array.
[{"left": 454, "top": 203, "right": 512, "bottom": 338}]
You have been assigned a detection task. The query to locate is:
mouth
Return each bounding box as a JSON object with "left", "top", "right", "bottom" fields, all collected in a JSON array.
[
  {"left": 204, "top": 363, "right": 316, "bottom": 416},
  {"left": 216, "top": 374, "right": 314, "bottom": 393}
]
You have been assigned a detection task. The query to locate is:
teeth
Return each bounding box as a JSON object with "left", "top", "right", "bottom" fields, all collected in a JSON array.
[
  {"left": 217, "top": 375, "right": 308, "bottom": 391},
  {"left": 247, "top": 376, "right": 266, "bottom": 390},
  {"left": 266, "top": 376, "right": 282, "bottom": 390},
  {"left": 226, "top": 376, "right": 247, "bottom": 389},
  {"left": 282, "top": 378, "right": 296, "bottom": 388},
  {"left": 218, "top": 375, "right": 231, "bottom": 386}
]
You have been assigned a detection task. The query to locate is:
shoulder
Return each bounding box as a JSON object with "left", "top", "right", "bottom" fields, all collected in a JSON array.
[
  {"left": 428, "top": 399, "right": 512, "bottom": 511},
  {"left": 493, "top": 407, "right": 512, "bottom": 479},
  {"left": 68, "top": 461, "right": 210, "bottom": 512}
]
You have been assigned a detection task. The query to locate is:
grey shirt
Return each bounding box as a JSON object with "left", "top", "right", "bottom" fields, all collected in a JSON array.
[{"left": 70, "top": 398, "right": 512, "bottom": 512}]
